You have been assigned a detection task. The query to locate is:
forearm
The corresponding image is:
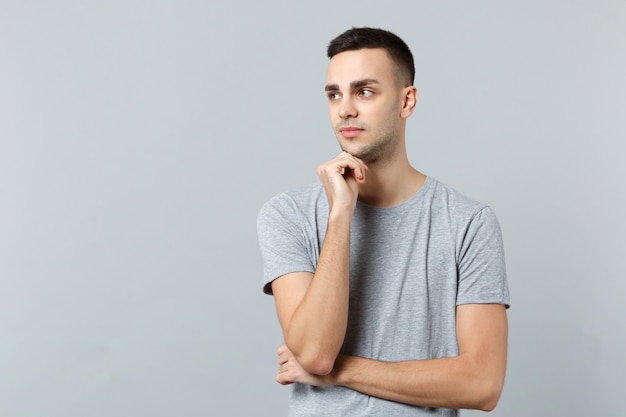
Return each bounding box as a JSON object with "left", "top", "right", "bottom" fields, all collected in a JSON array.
[
  {"left": 331, "top": 354, "right": 504, "bottom": 411},
  {"left": 284, "top": 214, "right": 352, "bottom": 375},
  {"left": 277, "top": 305, "right": 507, "bottom": 410},
  {"left": 328, "top": 305, "right": 508, "bottom": 410}
]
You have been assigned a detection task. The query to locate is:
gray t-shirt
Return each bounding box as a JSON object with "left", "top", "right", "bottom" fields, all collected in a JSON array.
[{"left": 257, "top": 177, "right": 510, "bottom": 417}]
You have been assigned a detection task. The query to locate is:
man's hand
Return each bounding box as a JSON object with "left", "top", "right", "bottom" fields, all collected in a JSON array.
[
  {"left": 316, "top": 152, "right": 368, "bottom": 215},
  {"left": 276, "top": 343, "right": 333, "bottom": 387}
]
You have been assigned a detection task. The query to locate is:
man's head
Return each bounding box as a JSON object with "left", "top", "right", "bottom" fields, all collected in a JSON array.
[
  {"left": 324, "top": 28, "right": 418, "bottom": 163},
  {"left": 327, "top": 27, "right": 415, "bottom": 88}
]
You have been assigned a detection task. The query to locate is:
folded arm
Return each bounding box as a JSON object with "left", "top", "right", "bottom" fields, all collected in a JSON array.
[{"left": 277, "top": 303, "right": 508, "bottom": 411}]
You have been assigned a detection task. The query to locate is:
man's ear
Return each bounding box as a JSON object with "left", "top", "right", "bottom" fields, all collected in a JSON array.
[{"left": 400, "top": 86, "right": 418, "bottom": 118}]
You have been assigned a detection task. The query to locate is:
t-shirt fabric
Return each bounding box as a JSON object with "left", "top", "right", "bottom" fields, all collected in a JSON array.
[{"left": 257, "top": 177, "right": 510, "bottom": 417}]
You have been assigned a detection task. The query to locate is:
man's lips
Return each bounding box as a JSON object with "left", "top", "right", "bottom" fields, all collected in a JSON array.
[{"left": 339, "top": 126, "right": 364, "bottom": 138}]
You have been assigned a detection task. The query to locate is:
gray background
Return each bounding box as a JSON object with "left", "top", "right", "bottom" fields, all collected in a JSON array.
[{"left": 1, "top": 1, "right": 624, "bottom": 416}]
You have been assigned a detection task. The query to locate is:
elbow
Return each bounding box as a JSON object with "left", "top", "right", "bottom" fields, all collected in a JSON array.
[
  {"left": 478, "top": 396, "right": 499, "bottom": 413},
  {"left": 285, "top": 334, "right": 339, "bottom": 376},
  {"left": 475, "top": 379, "right": 504, "bottom": 412},
  {"left": 297, "top": 352, "right": 336, "bottom": 376}
]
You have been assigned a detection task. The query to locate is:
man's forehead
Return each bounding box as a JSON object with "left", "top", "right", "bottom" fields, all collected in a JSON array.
[{"left": 326, "top": 48, "right": 395, "bottom": 85}]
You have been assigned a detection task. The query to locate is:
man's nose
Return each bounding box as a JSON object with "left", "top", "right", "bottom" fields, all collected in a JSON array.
[{"left": 338, "top": 97, "right": 357, "bottom": 119}]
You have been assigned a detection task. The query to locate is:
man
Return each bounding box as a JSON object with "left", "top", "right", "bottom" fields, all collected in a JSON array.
[{"left": 257, "top": 27, "right": 509, "bottom": 416}]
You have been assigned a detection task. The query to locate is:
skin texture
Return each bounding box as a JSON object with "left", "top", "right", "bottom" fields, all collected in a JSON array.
[{"left": 270, "top": 48, "right": 508, "bottom": 411}]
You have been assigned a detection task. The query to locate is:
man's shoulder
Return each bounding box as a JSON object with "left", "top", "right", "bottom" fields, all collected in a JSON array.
[
  {"left": 426, "top": 178, "right": 497, "bottom": 228},
  {"left": 426, "top": 177, "right": 491, "bottom": 219}
]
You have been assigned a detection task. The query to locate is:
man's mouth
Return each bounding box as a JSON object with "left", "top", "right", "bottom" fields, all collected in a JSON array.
[{"left": 339, "top": 126, "right": 364, "bottom": 138}]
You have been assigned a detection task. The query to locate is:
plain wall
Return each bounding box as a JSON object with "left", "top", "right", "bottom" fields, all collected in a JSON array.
[{"left": 1, "top": 1, "right": 624, "bottom": 416}]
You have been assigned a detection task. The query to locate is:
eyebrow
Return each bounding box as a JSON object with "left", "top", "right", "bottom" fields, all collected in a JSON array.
[{"left": 324, "top": 79, "right": 380, "bottom": 92}]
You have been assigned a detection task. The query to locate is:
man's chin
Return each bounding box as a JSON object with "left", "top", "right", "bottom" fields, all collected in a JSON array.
[
  {"left": 340, "top": 147, "right": 376, "bottom": 163},
  {"left": 339, "top": 141, "right": 363, "bottom": 155}
]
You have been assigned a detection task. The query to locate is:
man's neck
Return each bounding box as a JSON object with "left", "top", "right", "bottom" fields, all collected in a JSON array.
[{"left": 357, "top": 157, "right": 426, "bottom": 208}]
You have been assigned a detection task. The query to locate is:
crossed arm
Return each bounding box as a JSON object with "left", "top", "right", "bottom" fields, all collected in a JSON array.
[{"left": 273, "top": 280, "right": 508, "bottom": 411}]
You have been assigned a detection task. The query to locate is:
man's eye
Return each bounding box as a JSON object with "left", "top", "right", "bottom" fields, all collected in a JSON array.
[
  {"left": 360, "top": 89, "right": 373, "bottom": 97},
  {"left": 328, "top": 92, "right": 340, "bottom": 101}
]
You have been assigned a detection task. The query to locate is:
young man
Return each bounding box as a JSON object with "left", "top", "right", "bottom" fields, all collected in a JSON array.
[{"left": 257, "top": 27, "right": 510, "bottom": 416}]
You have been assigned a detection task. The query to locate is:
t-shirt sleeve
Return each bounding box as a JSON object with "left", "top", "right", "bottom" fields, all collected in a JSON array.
[
  {"left": 456, "top": 206, "right": 510, "bottom": 307},
  {"left": 257, "top": 194, "right": 317, "bottom": 295}
]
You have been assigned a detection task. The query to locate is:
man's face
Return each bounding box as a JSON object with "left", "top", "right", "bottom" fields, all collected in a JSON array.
[{"left": 325, "top": 48, "right": 407, "bottom": 163}]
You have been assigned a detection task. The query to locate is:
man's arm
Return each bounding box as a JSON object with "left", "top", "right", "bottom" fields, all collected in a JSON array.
[
  {"left": 272, "top": 152, "right": 368, "bottom": 376},
  {"left": 277, "top": 303, "right": 508, "bottom": 411}
]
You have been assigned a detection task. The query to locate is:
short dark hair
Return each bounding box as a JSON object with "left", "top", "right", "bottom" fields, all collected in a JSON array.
[{"left": 327, "top": 27, "right": 415, "bottom": 86}]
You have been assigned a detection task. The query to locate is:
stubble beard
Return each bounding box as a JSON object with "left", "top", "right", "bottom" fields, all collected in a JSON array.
[{"left": 338, "top": 123, "right": 399, "bottom": 165}]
